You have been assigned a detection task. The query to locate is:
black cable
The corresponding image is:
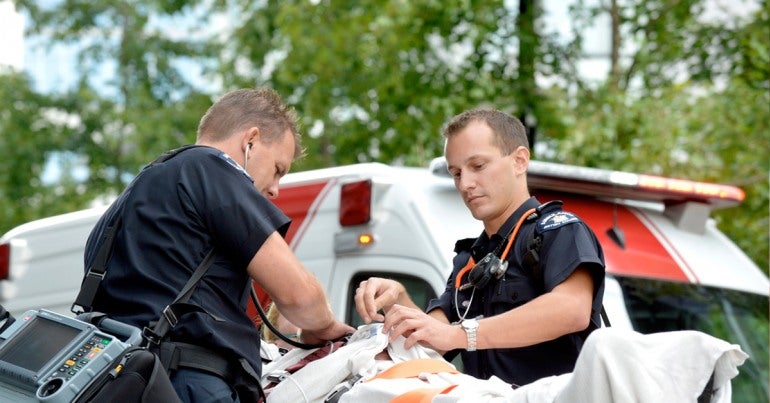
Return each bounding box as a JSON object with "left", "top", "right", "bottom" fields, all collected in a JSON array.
[{"left": 250, "top": 286, "right": 324, "bottom": 350}]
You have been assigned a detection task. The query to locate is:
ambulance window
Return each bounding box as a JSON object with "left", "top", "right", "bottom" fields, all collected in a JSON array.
[
  {"left": 346, "top": 272, "right": 437, "bottom": 329},
  {"left": 616, "top": 277, "right": 769, "bottom": 400}
]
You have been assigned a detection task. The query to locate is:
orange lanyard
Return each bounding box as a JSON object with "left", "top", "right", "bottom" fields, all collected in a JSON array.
[{"left": 454, "top": 208, "right": 537, "bottom": 289}]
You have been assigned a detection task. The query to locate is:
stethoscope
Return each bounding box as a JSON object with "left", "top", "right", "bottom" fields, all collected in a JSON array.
[{"left": 453, "top": 208, "right": 537, "bottom": 321}]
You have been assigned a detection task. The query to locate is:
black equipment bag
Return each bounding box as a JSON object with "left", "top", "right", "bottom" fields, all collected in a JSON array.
[
  {"left": 73, "top": 346, "right": 180, "bottom": 403},
  {"left": 70, "top": 247, "right": 220, "bottom": 403}
]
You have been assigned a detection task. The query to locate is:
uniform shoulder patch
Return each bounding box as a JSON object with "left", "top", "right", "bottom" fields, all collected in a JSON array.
[{"left": 537, "top": 211, "right": 580, "bottom": 232}]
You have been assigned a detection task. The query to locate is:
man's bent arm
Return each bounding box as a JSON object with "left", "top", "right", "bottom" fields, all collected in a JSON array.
[
  {"left": 247, "top": 232, "right": 339, "bottom": 334},
  {"left": 472, "top": 267, "right": 595, "bottom": 350}
]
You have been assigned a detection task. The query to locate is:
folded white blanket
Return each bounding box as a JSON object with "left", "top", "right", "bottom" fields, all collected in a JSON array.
[
  {"left": 552, "top": 327, "right": 748, "bottom": 403},
  {"left": 262, "top": 326, "right": 748, "bottom": 403}
]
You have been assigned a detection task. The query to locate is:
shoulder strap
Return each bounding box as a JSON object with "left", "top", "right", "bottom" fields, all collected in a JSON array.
[
  {"left": 521, "top": 200, "right": 563, "bottom": 288},
  {"left": 71, "top": 145, "right": 200, "bottom": 315},
  {"left": 142, "top": 248, "right": 223, "bottom": 345},
  {"left": 71, "top": 214, "right": 123, "bottom": 314}
]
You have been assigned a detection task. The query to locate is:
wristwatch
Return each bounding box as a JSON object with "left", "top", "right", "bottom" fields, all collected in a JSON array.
[{"left": 461, "top": 318, "right": 479, "bottom": 351}]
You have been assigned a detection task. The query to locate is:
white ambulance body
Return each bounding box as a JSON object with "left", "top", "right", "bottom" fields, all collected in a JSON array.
[{"left": 1, "top": 158, "right": 767, "bottom": 398}]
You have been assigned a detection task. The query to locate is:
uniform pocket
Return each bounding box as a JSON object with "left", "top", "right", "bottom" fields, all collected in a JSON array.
[{"left": 488, "top": 278, "right": 539, "bottom": 312}]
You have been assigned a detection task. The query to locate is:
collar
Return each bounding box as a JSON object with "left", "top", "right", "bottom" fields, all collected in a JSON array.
[
  {"left": 216, "top": 151, "right": 254, "bottom": 183},
  {"left": 470, "top": 196, "right": 541, "bottom": 257}
]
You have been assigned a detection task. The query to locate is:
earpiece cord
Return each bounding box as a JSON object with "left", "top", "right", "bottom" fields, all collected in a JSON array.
[{"left": 243, "top": 143, "right": 251, "bottom": 170}]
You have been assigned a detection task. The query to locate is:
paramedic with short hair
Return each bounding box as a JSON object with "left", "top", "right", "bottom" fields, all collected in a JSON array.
[
  {"left": 84, "top": 88, "right": 352, "bottom": 403},
  {"left": 355, "top": 108, "right": 605, "bottom": 387}
]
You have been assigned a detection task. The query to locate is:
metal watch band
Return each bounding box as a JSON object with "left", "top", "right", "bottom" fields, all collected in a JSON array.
[{"left": 461, "top": 319, "right": 478, "bottom": 352}]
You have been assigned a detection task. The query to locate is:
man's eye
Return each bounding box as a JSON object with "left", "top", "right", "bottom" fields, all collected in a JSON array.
[{"left": 276, "top": 166, "right": 288, "bottom": 178}]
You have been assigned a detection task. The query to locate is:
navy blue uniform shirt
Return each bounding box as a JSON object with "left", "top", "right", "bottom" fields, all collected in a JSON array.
[
  {"left": 84, "top": 146, "right": 290, "bottom": 376},
  {"left": 427, "top": 197, "right": 605, "bottom": 386}
]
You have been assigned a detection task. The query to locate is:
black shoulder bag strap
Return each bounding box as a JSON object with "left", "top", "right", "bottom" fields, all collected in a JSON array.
[
  {"left": 71, "top": 213, "right": 123, "bottom": 314},
  {"left": 71, "top": 145, "right": 201, "bottom": 315},
  {"left": 141, "top": 248, "right": 222, "bottom": 345}
]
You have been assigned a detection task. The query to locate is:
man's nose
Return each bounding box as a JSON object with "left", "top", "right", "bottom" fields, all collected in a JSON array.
[
  {"left": 458, "top": 173, "right": 475, "bottom": 191},
  {"left": 265, "top": 183, "right": 279, "bottom": 199}
]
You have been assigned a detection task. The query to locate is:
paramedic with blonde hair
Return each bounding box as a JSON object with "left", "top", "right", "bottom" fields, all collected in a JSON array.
[{"left": 84, "top": 88, "right": 352, "bottom": 402}]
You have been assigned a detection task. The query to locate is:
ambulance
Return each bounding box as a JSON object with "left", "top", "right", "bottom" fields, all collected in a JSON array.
[{"left": 1, "top": 157, "right": 767, "bottom": 399}]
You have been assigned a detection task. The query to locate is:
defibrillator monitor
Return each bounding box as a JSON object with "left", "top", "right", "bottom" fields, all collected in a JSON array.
[
  {"left": 0, "top": 312, "right": 85, "bottom": 379},
  {"left": 0, "top": 309, "right": 136, "bottom": 403}
]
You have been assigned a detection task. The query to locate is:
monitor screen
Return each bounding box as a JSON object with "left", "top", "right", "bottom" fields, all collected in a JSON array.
[{"left": 0, "top": 315, "right": 83, "bottom": 373}]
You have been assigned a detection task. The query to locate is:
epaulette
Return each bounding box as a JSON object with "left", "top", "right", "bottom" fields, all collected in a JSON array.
[{"left": 454, "top": 238, "right": 476, "bottom": 253}]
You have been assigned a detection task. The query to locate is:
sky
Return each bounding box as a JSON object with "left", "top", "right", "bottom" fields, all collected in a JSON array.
[{"left": 0, "top": 0, "right": 23, "bottom": 70}]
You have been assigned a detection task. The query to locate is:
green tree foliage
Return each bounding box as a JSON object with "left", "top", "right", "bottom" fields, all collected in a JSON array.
[
  {"left": 3, "top": 0, "right": 767, "bottom": 276},
  {"left": 215, "top": 0, "right": 576, "bottom": 169},
  {"left": 550, "top": 0, "right": 769, "bottom": 274},
  {"left": 14, "top": 0, "right": 215, "bottom": 195},
  {"left": 0, "top": 71, "right": 92, "bottom": 224}
]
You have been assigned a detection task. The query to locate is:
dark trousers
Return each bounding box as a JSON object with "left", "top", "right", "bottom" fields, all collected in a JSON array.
[{"left": 171, "top": 368, "right": 240, "bottom": 403}]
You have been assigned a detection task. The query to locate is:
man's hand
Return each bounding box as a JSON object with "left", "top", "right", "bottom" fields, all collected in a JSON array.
[
  {"left": 354, "top": 277, "right": 414, "bottom": 324},
  {"left": 382, "top": 304, "right": 463, "bottom": 353},
  {"left": 299, "top": 320, "right": 355, "bottom": 345}
]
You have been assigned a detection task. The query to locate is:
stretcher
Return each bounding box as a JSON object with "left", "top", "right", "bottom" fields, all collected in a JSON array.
[{"left": 260, "top": 324, "right": 747, "bottom": 403}]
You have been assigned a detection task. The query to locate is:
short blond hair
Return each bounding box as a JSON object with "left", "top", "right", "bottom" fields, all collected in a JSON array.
[
  {"left": 197, "top": 87, "right": 304, "bottom": 160},
  {"left": 261, "top": 302, "right": 281, "bottom": 342}
]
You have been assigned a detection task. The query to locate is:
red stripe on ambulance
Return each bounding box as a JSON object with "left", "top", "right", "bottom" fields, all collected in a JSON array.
[
  {"left": 247, "top": 179, "right": 333, "bottom": 325},
  {"left": 536, "top": 192, "right": 690, "bottom": 283},
  {"left": 274, "top": 180, "right": 332, "bottom": 244}
]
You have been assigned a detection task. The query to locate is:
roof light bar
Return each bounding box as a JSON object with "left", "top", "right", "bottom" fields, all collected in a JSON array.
[
  {"left": 428, "top": 157, "right": 745, "bottom": 209},
  {"left": 636, "top": 174, "right": 745, "bottom": 201}
]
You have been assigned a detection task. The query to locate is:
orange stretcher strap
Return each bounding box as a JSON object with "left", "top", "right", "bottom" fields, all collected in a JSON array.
[
  {"left": 390, "top": 385, "right": 458, "bottom": 403},
  {"left": 370, "top": 359, "right": 459, "bottom": 381}
]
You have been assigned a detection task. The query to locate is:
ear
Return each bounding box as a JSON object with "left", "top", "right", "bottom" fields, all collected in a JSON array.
[
  {"left": 241, "top": 126, "right": 261, "bottom": 152},
  {"left": 512, "top": 146, "right": 530, "bottom": 175}
]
